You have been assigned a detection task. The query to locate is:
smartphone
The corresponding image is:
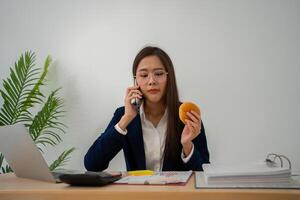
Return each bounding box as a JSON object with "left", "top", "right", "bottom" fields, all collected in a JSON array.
[{"left": 130, "top": 79, "right": 142, "bottom": 111}]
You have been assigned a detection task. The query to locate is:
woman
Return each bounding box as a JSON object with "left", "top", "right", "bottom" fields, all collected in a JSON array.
[{"left": 84, "top": 46, "right": 209, "bottom": 171}]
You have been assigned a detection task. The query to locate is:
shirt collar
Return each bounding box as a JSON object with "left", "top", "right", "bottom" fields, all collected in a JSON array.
[{"left": 139, "top": 102, "right": 168, "bottom": 124}]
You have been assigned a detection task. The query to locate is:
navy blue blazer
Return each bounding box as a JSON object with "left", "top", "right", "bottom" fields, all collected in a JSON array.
[{"left": 84, "top": 106, "right": 209, "bottom": 171}]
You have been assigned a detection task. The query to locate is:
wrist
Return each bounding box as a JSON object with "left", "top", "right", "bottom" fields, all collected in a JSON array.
[
  {"left": 118, "top": 115, "right": 133, "bottom": 131},
  {"left": 182, "top": 142, "right": 193, "bottom": 157}
]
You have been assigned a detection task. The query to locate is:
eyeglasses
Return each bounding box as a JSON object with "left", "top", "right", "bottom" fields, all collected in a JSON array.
[{"left": 134, "top": 70, "right": 168, "bottom": 84}]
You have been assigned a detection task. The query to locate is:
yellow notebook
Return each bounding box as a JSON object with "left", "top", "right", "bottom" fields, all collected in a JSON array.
[{"left": 127, "top": 170, "right": 154, "bottom": 176}]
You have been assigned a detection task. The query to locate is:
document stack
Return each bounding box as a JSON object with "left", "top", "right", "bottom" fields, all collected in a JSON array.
[
  {"left": 195, "top": 154, "right": 300, "bottom": 189},
  {"left": 203, "top": 153, "right": 293, "bottom": 185},
  {"left": 202, "top": 162, "right": 291, "bottom": 184}
]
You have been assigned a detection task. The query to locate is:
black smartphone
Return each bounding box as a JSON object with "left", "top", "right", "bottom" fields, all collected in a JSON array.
[{"left": 130, "top": 79, "right": 142, "bottom": 111}]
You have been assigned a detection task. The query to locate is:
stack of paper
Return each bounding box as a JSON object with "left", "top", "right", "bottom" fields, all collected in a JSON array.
[
  {"left": 114, "top": 171, "right": 193, "bottom": 185},
  {"left": 202, "top": 163, "right": 291, "bottom": 184}
]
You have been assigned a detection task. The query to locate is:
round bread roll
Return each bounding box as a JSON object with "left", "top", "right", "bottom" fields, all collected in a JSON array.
[{"left": 179, "top": 102, "right": 201, "bottom": 124}]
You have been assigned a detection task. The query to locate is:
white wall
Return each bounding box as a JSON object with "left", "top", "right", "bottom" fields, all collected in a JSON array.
[{"left": 0, "top": 0, "right": 299, "bottom": 172}]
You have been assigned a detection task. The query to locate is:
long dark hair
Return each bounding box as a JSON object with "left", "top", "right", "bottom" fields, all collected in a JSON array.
[{"left": 132, "top": 46, "right": 182, "bottom": 163}]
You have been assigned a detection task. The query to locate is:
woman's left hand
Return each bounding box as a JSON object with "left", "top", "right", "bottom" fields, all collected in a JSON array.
[{"left": 181, "top": 110, "right": 201, "bottom": 147}]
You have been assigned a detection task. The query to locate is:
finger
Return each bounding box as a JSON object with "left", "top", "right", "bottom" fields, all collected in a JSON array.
[
  {"left": 187, "top": 119, "right": 201, "bottom": 135},
  {"left": 189, "top": 120, "right": 200, "bottom": 133},
  {"left": 186, "top": 112, "right": 200, "bottom": 124},
  {"left": 186, "top": 120, "right": 195, "bottom": 133},
  {"left": 128, "top": 93, "right": 143, "bottom": 102},
  {"left": 126, "top": 86, "right": 140, "bottom": 94},
  {"left": 136, "top": 90, "right": 143, "bottom": 96},
  {"left": 131, "top": 89, "right": 143, "bottom": 96},
  {"left": 128, "top": 86, "right": 139, "bottom": 90},
  {"left": 128, "top": 89, "right": 142, "bottom": 97},
  {"left": 130, "top": 94, "right": 143, "bottom": 100},
  {"left": 190, "top": 110, "right": 201, "bottom": 121}
]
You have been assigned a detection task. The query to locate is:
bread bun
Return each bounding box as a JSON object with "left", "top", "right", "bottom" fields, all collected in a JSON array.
[{"left": 179, "top": 102, "right": 201, "bottom": 124}]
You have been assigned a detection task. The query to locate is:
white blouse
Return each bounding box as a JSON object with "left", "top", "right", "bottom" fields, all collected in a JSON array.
[{"left": 139, "top": 104, "right": 167, "bottom": 171}]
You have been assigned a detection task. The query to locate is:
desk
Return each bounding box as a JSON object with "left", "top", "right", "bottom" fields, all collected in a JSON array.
[{"left": 0, "top": 173, "right": 300, "bottom": 200}]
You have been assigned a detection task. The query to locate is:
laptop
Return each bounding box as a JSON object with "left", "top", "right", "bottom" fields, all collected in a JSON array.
[{"left": 0, "top": 124, "right": 82, "bottom": 183}]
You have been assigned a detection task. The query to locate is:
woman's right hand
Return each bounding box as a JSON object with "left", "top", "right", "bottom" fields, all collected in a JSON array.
[
  {"left": 124, "top": 85, "right": 143, "bottom": 118},
  {"left": 118, "top": 86, "right": 143, "bottom": 130}
]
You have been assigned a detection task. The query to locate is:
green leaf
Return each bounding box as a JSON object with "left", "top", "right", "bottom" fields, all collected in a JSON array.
[
  {"left": 29, "top": 89, "right": 66, "bottom": 148},
  {"left": 0, "top": 51, "right": 37, "bottom": 125},
  {"left": 0, "top": 153, "right": 13, "bottom": 174},
  {"left": 0, "top": 153, "right": 4, "bottom": 171},
  {"left": 49, "top": 148, "right": 75, "bottom": 171},
  {"left": 25, "top": 55, "right": 51, "bottom": 110}
]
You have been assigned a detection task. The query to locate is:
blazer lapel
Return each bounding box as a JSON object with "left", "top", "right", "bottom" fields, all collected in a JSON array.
[{"left": 128, "top": 115, "right": 146, "bottom": 169}]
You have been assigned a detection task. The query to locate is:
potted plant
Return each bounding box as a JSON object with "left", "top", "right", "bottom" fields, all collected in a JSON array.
[{"left": 0, "top": 51, "right": 74, "bottom": 173}]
